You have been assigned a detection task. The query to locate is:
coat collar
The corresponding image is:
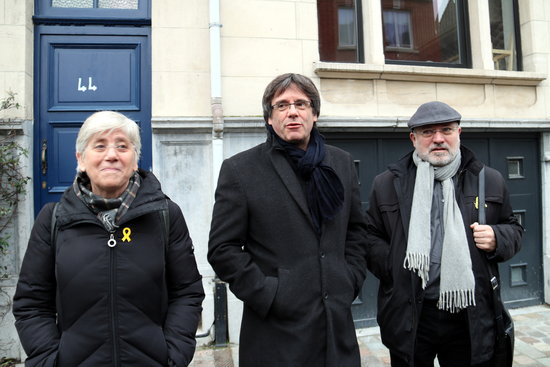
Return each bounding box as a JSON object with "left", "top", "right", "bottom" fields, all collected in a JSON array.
[
  {"left": 266, "top": 135, "right": 312, "bottom": 223},
  {"left": 386, "top": 145, "right": 481, "bottom": 251},
  {"left": 265, "top": 132, "right": 337, "bottom": 232}
]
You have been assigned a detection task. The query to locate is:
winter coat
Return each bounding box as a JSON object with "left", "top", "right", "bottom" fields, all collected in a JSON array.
[
  {"left": 366, "top": 146, "right": 523, "bottom": 365},
  {"left": 208, "top": 135, "right": 368, "bottom": 367},
  {"left": 13, "top": 169, "right": 205, "bottom": 367}
]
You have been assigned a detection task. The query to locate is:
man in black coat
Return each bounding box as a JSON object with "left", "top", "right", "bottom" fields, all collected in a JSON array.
[
  {"left": 366, "top": 101, "right": 523, "bottom": 367},
  {"left": 208, "top": 73, "right": 368, "bottom": 367}
]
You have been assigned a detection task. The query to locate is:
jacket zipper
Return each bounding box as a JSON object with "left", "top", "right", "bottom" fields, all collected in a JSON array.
[{"left": 108, "top": 230, "right": 120, "bottom": 367}]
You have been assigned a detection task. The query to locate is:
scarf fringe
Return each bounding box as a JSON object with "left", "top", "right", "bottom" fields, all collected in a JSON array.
[
  {"left": 403, "top": 253, "right": 430, "bottom": 288},
  {"left": 437, "top": 289, "right": 476, "bottom": 313}
]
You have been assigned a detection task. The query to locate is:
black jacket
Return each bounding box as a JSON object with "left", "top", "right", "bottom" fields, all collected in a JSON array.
[
  {"left": 208, "top": 135, "right": 368, "bottom": 367},
  {"left": 366, "top": 146, "right": 523, "bottom": 365},
  {"left": 13, "top": 170, "right": 204, "bottom": 367}
]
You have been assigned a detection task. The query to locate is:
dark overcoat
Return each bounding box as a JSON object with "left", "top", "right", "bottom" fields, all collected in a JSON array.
[
  {"left": 366, "top": 146, "right": 523, "bottom": 365},
  {"left": 208, "top": 134, "right": 368, "bottom": 367}
]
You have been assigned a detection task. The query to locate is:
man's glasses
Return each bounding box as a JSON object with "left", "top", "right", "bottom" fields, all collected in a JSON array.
[
  {"left": 271, "top": 100, "right": 312, "bottom": 112},
  {"left": 415, "top": 126, "right": 458, "bottom": 138}
]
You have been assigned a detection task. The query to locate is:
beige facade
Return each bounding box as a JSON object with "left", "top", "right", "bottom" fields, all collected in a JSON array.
[
  {"left": 0, "top": 0, "right": 33, "bottom": 121},
  {"left": 151, "top": 0, "right": 550, "bottom": 350},
  {"left": 2, "top": 0, "right": 550, "bottom": 361},
  {"left": 0, "top": 0, "right": 35, "bottom": 360}
]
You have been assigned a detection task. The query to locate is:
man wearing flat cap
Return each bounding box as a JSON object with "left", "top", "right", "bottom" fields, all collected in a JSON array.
[{"left": 365, "top": 101, "right": 523, "bottom": 366}]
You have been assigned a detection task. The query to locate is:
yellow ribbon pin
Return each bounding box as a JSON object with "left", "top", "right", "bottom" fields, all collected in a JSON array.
[
  {"left": 474, "top": 197, "right": 487, "bottom": 210},
  {"left": 122, "top": 227, "right": 132, "bottom": 242}
]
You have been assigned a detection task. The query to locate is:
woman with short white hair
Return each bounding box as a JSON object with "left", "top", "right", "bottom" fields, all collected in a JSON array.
[{"left": 14, "top": 111, "right": 204, "bottom": 367}]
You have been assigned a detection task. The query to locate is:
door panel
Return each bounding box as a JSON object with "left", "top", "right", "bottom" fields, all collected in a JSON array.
[
  {"left": 49, "top": 123, "right": 81, "bottom": 194},
  {"left": 54, "top": 47, "right": 138, "bottom": 110},
  {"left": 35, "top": 26, "right": 151, "bottom": 213},
  {"left": 325, "top": 132, "right": 542, "bottom": 326},
  {"left": 485, "top": 137, "right": 542, "bottom": 307}
]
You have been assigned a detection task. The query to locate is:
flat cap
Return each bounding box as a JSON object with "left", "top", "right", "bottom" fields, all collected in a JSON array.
[{"left": 407, "top": 101, "right": 461, "bottom": 129}]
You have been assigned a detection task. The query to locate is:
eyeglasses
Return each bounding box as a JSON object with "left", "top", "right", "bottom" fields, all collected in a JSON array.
[
  {"left": 415, "top": 126, "right": 458, "bottom": 138},
  {"left": 271, "top": 100, "right": 312, "bottom": 112},
  {"left": 90, "top": 144, "right": 131, "bottom": 153}
]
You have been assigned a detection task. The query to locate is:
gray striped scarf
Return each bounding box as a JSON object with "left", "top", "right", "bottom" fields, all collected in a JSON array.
[
  {"left": 73, "top": 170, "right": 141, "bottom": 232},
  {"left": 405, "top": 150, "right": 476, "bottom": 312}
]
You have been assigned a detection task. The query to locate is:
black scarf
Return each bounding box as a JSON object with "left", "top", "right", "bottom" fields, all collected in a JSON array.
[
  {"left": 73, "top": 170, "right": 141, "bottom": 232},
  {"left": 268, "top": 125, "right": 344, "bottom": 234}
]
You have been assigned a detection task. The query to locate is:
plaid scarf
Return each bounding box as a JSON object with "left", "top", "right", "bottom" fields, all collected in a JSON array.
[{"left": 73, "top": 170, "right": 141, "bottom": 232}]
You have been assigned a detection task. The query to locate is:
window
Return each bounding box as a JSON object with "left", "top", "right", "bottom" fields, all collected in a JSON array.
[
  {"left": 339, "top": 7, "right": 357, "bottom": 48},
  {"left": 35, "top": 0, "right": 149, "bottom": 24},
  {"left": 381, "top": 0, "right": 469, "bottom": 67},
  {"left": 507, "top": 157, "right": 524, "bottom": 179},
  {"left": 510, "top": 263, "right": 528, "bottom": 287},
  {"left": 383, "top": 10, "right": 412, "bottom": 49},
  {"left": 513, "top": 210, "right": 525, "bottom": 227},
  {"left": 489, "top": 0, "right": 521, "bottom": 71},
  {"left": 52, "top": 0, "right": 93, "bottom": 8},
  {"left": 51, "top": 0, "right": 138, "bottom": 9},
  {"left": 318, "top": 0, "right": 364, "bottom": 63},
  {"left": 52, "top": 0, "right": 138, "bottom": 9}
]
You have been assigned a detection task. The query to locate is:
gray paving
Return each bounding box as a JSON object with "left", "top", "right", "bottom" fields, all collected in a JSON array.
[{"left": 190, "top": 304, "right": 550, "bottom": 366}]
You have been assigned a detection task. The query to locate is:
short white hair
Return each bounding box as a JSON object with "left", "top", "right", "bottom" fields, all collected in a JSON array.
[{"left": 76, "top": 111, "right": 141, "bottom": 164}]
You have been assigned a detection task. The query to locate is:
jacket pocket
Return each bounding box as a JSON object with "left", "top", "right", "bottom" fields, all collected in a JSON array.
[
  {"left": 270, "top": 268, "right": 309, "bottom": 321},
  {"left": 344, "top": 263, "right": 360, "bottom": 301},
  {"left": 485, "top": 195, "right": 504, "bottom": 223},
  {"left": 378, "top": 202, "right": 399, "bottom": 283},
  {"left": 466, "top": 194, "right": 504, "bottom": 224}
]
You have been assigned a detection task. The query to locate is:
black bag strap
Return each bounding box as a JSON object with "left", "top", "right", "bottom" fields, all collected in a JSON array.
[
  {"left": 159, "top": 199, "right": 170, "bottom": 250},
  {"left": 478, "top": 166, "right": 486, "bottom": 225},
  {"left": 479, "top": 167, "right": 506, "bottom": 339},
  {"left": 50, "top": 202, "right": 59, "bottom": 251}
]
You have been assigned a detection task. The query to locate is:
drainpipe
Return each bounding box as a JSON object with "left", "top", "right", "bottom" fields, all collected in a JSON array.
[
  {"left": 209, "top": 0, "right": 229, "bottom": 346},
  {"left": 210, "top": 0, "right": 224, "bottom": 178},
  {"left": 210, "top": 0, "right": 223, "bottom": 142}
]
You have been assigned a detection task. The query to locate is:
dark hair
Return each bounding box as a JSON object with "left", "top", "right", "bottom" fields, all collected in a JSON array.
[{"left": 262, "top": 73, "right": 320, "bottom": 123}]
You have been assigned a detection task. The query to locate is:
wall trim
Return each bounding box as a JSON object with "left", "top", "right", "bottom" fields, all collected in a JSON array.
[
  {"left": 314, "top": 62, "right": 546, "bottom": 87},
  {"left": 152, "top": 116, "right": 550, "bottom": 134},
  {"left": 317, "top": 117, "right": 550, "bottom": 132}
]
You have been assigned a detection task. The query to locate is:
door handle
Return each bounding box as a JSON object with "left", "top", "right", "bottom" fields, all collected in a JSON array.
[{"left": 41, "top": 139, "right": 47, "bottom": 175}]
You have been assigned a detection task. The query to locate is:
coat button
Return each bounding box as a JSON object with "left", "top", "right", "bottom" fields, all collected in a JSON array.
[
  {"left": 323, "top": 293, "right": 329, "bottom": 300},
  {"left": 320, "top": 251, "right": 325, "bottom": 259}
]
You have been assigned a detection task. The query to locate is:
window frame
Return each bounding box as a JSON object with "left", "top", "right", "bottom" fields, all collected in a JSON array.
[
  {"left": 512, "top": 0, "right": 523, "bottom": 71},
  {"left": 383, "top": 0, "right": 472, "bottom": 69},
  {"left": 489, "top": 0, "right": 523, "bottom": 71},
  {"left": 317, "top": 0, "right": 365, "bottom": 64},
  {"left": 34, "top": 0, "right": 151, "bottom": 25}
]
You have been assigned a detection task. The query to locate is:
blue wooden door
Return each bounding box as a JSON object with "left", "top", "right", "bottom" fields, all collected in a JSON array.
[{"left": 34, "top": 25, "right": 151, "bottom": 213}]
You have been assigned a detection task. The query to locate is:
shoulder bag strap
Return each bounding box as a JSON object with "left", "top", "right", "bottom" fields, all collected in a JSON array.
[
  {"left": 159, "top": 199, "right": 170, "bottom": 252},
  {"left": 50, "top": 202, "right": 59, "bottom": 252},
  {"left": 479, "top": 167, "right": 506, "bottom": 337},
  {"left": 478, "top": 166, "right": 486, "bottom": 225}
]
